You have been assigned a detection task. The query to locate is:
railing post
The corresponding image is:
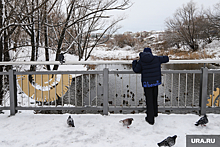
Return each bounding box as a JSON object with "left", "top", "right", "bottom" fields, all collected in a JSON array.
[
  {"left": 9, "top": 69, "right": 17, "bottom": 115},
  {"left": 199, "top": 67, "right": 208, "bottom": 115},
  {"left": 103, "top": 68, "right": 109, "bottom": 115}
]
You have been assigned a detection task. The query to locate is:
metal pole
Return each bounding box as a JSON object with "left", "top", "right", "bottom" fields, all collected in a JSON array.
[
  {"left": 21, "top": 75, "right": 23, "bottom": 106},
  {"left": 163, "top": 74, "right": 166, "bottom": 107},
  {"left": 212, "top": 73, "right": 215, "bottom": 107},
  {"left": 75, "top": 74, "right": 77, "bottom": 107},
  {"left": 41, "top": 74, "right": 43, "bottom": 106},
  {"left": 3, "top": 75, "right": 5, "bottom": 106},
  {"left": 192, "top": 73, "right": 195, "bottom": 107},
  {"left": 135, "top": 74, "right": 137, "bottom": 108},
  {"left": 121, "top": 74, "right": 123, "bottom": 107},
  {"left": 61, "top": 74, "right": 63, "bottom": 106},
  {"left": 35, "top": 74, "right": 37, "bottom": 107},
  {"left": 47, "top": 74, "right": 50, "bottom": 105},
  {"left": 178, "top": 73, "right": 180, "bottom": 107},
  {"left": 96, "top": 74, "right": 97, "bottom": 106},
  {"left": 103, "top": 68, "right": 109, "bottom": 115},
  {"left": 128, "top": 74, "right": 130, "bottom": 107},
  {"left": 55, "top": 75, "right": 57, "bottom": 106},
  {"left": 82, "top": 75, "right": 83, "bottom": 107},
  {"left": 114, "top": 74, "right": 116, "bottom": 107},
  {"left": 199, "top": 67, "right": 208, "bottom": 115},
  {"left": 89, "top": 74, "right": 91, "bottom": 106},
  {"left": 185, "top": 73, "right": 188, "bottom": 107},
  {"left": 28, "top": 75, "right": 30, "bottom": 106},
  {"left": 171, "top": 74, "right": 173, "bottom": 107},
  {"left": 68, "top": 74, "right": 70, "bottom": 106},
  {"left": 9, "top": 70, "right": 17, "bottom": 115}
]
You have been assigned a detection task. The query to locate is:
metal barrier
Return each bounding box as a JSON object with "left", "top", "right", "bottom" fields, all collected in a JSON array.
[{"left": 0, "top": 60, "right": 220, "bottom": 115}]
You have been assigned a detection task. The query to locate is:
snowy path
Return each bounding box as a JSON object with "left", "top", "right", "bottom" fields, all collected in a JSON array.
[{"left": 0, "top": 111, "right": 220, "bottom": 147}]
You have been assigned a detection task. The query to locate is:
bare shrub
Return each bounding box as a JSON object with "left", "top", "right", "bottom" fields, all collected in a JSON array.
[
  {"left": 114, "top": 34, "right": 136, "bottom": 48},
  {"left": 158, "top": 49, "right": 213, "bottom": 59}
]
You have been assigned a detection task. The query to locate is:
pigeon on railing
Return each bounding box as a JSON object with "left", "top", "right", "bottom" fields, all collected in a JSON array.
[
  {"left": 195, "top": 115, "right": 208, "bottom": 126},
  {"left": 119, "top": 118, "right": 134, "bottom": 128},
  {"left": 157, "top": 135, "right": 177, "bottom": 147},
  {"left": 67, "top": 115, "right": 75, "bottom": 127}
]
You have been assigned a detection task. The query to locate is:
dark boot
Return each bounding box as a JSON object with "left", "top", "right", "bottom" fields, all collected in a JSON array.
[{"left": 145, "top": 117, "right": 154, "bottom": 125}]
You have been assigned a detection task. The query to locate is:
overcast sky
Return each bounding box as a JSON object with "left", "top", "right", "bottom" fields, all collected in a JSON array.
[{"left": 115, "top": 0, "right": 220, "bottom": 33}]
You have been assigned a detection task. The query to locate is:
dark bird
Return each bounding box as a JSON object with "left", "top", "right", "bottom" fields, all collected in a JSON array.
[
  {"left": 67, "top": 115, "right": 75, "bottom": 127},
  {"left": 165, "top": 97, "right": 170, "bottom": 102},
  {"left": 58, "top": 53, "right": 65, "bottom": 65},
  {"left": 119, "top": 118, "right": 134, "bottom": 128},
  {"left": 157, "top": 135, "right": 177, "bottom": 147},
  {"left": 195, "top": 115, "right": 208, "bottom": 126}
]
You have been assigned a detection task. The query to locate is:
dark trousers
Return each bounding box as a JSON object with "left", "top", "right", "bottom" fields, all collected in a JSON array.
[{"left": 144, "top": 86, "right": 158, "bottom": 124}]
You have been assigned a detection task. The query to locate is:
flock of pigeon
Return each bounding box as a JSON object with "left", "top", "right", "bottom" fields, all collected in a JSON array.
[{"left": 66, "top": 114, "right": 208, "bottom": 147}]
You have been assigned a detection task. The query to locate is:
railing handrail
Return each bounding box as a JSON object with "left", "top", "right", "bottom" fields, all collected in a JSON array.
[{"left": 0, "top": 59, "right": 219, "bottom": 65}]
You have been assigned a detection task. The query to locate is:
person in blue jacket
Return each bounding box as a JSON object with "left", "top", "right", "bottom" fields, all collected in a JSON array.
[{"left": 132, "top": 47, "right": 169, "bottom": 125}]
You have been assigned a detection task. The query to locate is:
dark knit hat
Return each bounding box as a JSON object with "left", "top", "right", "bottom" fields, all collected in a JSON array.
[{"left": 143, "top": 47, "right": 152, "bottom": 53}]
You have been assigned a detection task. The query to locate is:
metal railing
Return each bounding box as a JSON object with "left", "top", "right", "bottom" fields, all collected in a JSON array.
[{"left": 0, "top": 60, "right": 220, "bottom": 115}]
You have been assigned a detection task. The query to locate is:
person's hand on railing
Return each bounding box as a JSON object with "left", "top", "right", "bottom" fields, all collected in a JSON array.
[{"left": 133, "top": 56, "right": 139, "bottom": 61}]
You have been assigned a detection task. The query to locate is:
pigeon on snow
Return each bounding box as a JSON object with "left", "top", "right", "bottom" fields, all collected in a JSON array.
[
  {"left": 195, "top": 114, "right": 208, "bottom": 126},
  {"left": 119, "top": 118, "right": 134, "bottom": 128},
  {"left": 67, "top": 115, "right": 75, "bottom": 127},
  {"left": 157, "top": 135, "right": 177, "bottom": 147}
]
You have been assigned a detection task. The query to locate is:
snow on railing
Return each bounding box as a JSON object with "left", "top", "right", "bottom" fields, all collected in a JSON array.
[{"left": 0, "top": 59, "right": 219, "bottom": 65}]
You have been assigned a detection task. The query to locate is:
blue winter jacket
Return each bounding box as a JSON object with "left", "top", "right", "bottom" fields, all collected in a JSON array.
[{"left": 132, "top": 50, "right": 169, "bottom": 87}]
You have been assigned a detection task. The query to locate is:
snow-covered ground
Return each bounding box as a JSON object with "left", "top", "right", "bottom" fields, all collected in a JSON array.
[
  {"left": 90, "top": 40, "right": 220, "bottom": 61},
  {"left": 0, "top": 111, "right": 220, "bottom": 147},
  {"left": 205, "top": 40, "right": 220, "bottom": 59}
]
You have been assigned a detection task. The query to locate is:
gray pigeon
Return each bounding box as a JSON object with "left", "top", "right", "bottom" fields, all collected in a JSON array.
[
  {"left": 195, "top": 115, "right": 208, "bottom": 126},
  {"left": 67, "top": 115, "right": 75, "bottom": 127},
  {"left": 119, "top": 118, "right": 134, "bottom": 128},
  {"left": 157, "top": 135, "right": 177, "bottom": 147}
]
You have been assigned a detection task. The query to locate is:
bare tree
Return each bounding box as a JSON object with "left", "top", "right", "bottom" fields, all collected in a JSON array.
[
  {"left": 67, "top": 0, "right": 126, "bottom": 61},
  {"left": 196, "top": 15, "right": 215, "bottom": 44},
  {"left": 48, "top": 0, "right": 131, "bottom": 70},
  {"left": 163, "top": 29, "right": 183, "bottom": 49},
  {"left": 205, "top": 3, "right": 220, "bottom": 40},
  {"left": 0, "top": 0, "right": 131, "bottom": 71},
  {"left": 165, "top": 0, "right": 205, "bottom": 51},
  {"left": 0, "top": 0, "right": 52, "bottom": 104},
  {"left": 18, "top": 0, "right": 57, "bottom": 71}
]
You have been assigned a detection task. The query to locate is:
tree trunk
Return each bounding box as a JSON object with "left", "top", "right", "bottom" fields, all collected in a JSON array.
[
  {"left": 30, "top": 0, "right": 36, "bottom": 71},
  {"left": 35, "top": 0, "right": 39, "bottom": 61},
  {"left": 53, "top": 2, "right": 74, "bottom": 70},
  {"left": 30, "top": 25, "right": 36, "bottom": 71},
  {"left": 0, "top": 38, "right": 2, "bottom": 105},
  {"left": 2, "top": 2, "right": 10, "bottom": 71},
  {"left": 44, "top": 1, "right": 50, "bottom": 70},
  {"left": 0, "top": 0, "right": 3, "bottom": 105}
]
